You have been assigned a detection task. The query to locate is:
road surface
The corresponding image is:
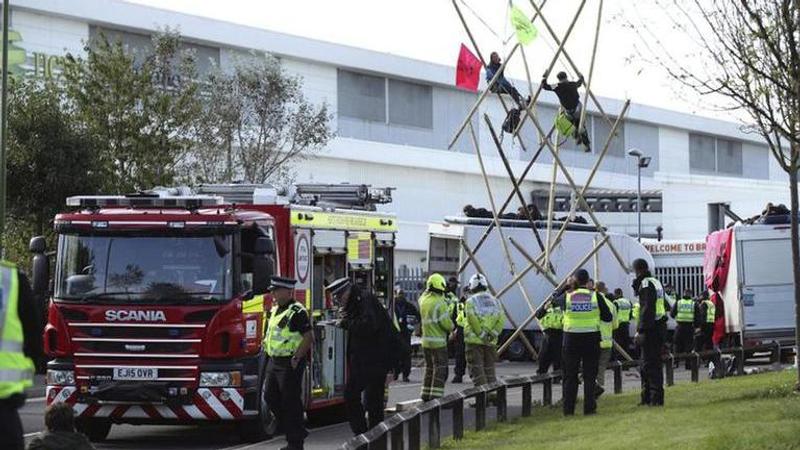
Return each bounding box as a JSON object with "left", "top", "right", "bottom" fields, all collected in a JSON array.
[{"left": 19, "top": 358, "right": 740, "bottom": 450}]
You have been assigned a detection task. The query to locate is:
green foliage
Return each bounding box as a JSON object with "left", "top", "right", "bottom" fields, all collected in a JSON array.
[
  {"left": 61, "top": 28, "right": 201, "bottom": 193},
  {"left": 439, "top": 371, "right": 800, "bottom": 450},
  {"left": 7, "top": 78, "right": 101, "bottom": 235}
]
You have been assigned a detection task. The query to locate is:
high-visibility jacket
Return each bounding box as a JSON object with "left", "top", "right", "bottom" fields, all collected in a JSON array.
[
  {"left": 539, "top": 305, "right": 563, "bottom": 331},
  {"left": 564, "top": 288, "right": 600, "bottom": 333},
  {"left": 599, "top": 296, "right": 618, "bottom": 349},
  {"left": 242, "top": 294, "right": 266, "bottom": 338},
  {"left": 460, "top": 291, "right": 504, "bottom": 346},
  {"left": 675, "top": 298, "right": 695, "bottom": 323},
  {"left": 615, "top": 297, "right": 633, "bottom": 323},
  {"left": 264, "top": 302, "right": 305, "bottom": 357},
  {"left": 445, "top": 292, "right": 459, "bottom": 317},
  {"left": 0, "top": 262, "right": 35, "bottom": 399},
  {"left": 632, "top": 302, "right": 640, "bottom": 325},
  {"left": 642, "top": 277, "right": 666, "bottom": 320},
  {"left": 703, "top": 300, "right": 716, "bottom": 323},
  {"left": 419, "top": 290, "right": 454, "bottom": 349}
]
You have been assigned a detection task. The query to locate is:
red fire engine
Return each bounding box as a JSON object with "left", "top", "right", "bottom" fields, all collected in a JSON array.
[{"left": 33, "top": 184, "right": 397, "bottom": 442}]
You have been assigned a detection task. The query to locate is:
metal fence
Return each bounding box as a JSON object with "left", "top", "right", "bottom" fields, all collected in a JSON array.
[
  {"left": 655, "top": 265, "right": 705, "bottom": 297},
  {"left": 341, "top": 343, "right": 784, "bottom": 450},
  {"left": 395, "top": 267, "right": 427, "bottom": 301}
]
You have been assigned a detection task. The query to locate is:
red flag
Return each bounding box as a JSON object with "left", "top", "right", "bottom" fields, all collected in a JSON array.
[{"left": 455, "top": 44, "right": 481, "bottom": 92}]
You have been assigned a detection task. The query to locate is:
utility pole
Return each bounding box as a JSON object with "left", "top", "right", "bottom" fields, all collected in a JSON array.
[{"left": 0, "top": 0, "right": 9, "bottom": 257}]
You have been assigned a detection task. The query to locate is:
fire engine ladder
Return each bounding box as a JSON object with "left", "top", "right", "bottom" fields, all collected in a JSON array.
[
  {"left": 292, "top": 184, "right": 393, "bottom": 211},
  {"left": 197, "top": 183, "right": 394, "bottom": 211}
]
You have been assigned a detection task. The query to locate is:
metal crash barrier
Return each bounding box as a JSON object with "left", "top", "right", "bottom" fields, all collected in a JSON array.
[{"left": 340, "top": 342, "right": 786, "bottom": 450}]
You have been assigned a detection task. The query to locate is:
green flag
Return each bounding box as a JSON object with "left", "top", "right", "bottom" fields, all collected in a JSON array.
[{"left": 510, "top": 5, "right": 538, "bottom": 45}]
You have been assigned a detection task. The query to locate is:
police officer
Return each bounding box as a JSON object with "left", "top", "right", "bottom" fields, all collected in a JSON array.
[
  {"left": 595, "top": 282, "right": 617, "bottom": 398},
  {"left": 697, "top": 291, "right": 716, "bottom": 352},
  {"left": 613, "top": 288, "right": 633, "bottom": 358},
  {"left": 671, "top": 289, "right": 697, "bottom": 368},
  {"left": 556, "top": 269, "right": 612, "bottom": 416},
  {"left": 632, "top": 259, "right": 667, "bottom": 407},
  {"left": 0, "top": 260, "right": 42, "bottom": 450},
  {"left": 418, "top": 274, "right": 454, "bottom": 401},
  {"left": 445, "top": 277, "right": 466, "bottom": 384},
  {"left": 535, "top": 288, "right": 564, "bottom": 376},
  {"left": 264, "top": 276, "right": 313, "bottom": 450},
  {"left": 328, "top": 277, "right": 396, "bottom": 435},
  {"left": 459, "top": 274, "right": 504, "bottom": 388}
]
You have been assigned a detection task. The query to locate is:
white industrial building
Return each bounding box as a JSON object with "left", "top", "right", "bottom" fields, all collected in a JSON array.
[{"left": 10, "top": 0, "right": 790, "bottom": 271}]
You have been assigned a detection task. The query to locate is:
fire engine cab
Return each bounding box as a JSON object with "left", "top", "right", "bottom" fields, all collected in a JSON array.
[{"left": 33, "top": 184, "right": 397, "bottom": 442}]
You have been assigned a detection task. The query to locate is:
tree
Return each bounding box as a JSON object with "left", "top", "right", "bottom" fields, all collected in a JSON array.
[
  {"left": 624, "top": 0, "right": 800, "bottom": 389},
  {"left": 5, "top": 78, "right": 101, "bottom": 248},
  {"left": 187, "top": 54, "right": 333, "bottom": 184},
  {"left": 62, "top": 29, "right": 202, "bottom": 193}
]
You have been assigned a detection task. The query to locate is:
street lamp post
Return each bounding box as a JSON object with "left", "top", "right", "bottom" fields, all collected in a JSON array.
[{"left": 627, "top": 148, "right": 651, "bottom": 242}]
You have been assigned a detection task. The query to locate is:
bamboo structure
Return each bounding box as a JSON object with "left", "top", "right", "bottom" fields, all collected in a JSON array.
[{"left": 449, "top": 0, "right": 636, "bottom": 359}]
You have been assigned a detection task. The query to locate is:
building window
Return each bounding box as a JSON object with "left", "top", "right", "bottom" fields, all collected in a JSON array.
[
  {"left": 388, "top": 79, "right": 433, "bottom": 128},
  {"left": 592, "top": 115, "right": 625, "bottom": 156},
  {"left": 337, "top": 69, "right": 386, "bottom": 122},
  {"left": 690, "top": 133, "right": 743, "bottom": 175},
  {"left": 717, "top": 138, "right": 743, "bottom": 175}
]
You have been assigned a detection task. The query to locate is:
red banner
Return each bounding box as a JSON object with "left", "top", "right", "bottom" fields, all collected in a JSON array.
[
  {"left": 455, "top": 44, "right": 481, "bottom": 92},
  {"left": 703, "top": 228, "right": 733, "bottom": 291}
]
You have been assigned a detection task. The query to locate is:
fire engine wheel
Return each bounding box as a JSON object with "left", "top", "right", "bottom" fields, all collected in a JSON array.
[
  {"left": 76, "top": 418, "right": 112, "bottom": 442},
  {"left": 238, "top": 373, "right": 274, "bottom": 443}
]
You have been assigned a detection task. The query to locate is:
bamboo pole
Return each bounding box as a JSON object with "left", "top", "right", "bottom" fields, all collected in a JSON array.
[
  {"left": 523, "top": 110, "right": 629, "bottom": 272},
  {"left": 509, "top": 0, "right": 588, "bottom": 140},
  {"left": 535, "top": 100, "right": 631, "bottom": 269},
  {"left": 577, "top": 0, "right": 604, "bottom": 138},
  {"left": 481, "top": 114, "right": 550, "bottom": 261},
  {"left": 497, "top": 236, "right": 559, "bottom": 296},
  {"left": 513, "top": 0, "right": 614, "bottom": 139},
  {"left": 448, "top": 0, "right": 554, "bottom": 150},
  {"left": 467, "top": 123, "right": 538, "bottom": 316},
  {"left": 456, "top": 125, "right": 555, "bottom": 274},
  {"left": 460, "top": 240, "right": 538, "bottom": 358},
  {"left": 497, "top": 236, "right": 608, "bottom": 355},
  {"left": 544, "top": 112, "right": 560, "bottom": 269}
]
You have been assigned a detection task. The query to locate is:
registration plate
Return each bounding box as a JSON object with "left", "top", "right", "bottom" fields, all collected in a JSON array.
[{"left": 113, "top": 367, "right": 158, "bottom": 381}]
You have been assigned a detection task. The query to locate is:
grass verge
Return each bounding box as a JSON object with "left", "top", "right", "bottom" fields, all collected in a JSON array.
[{"left": 439, "top": 370, "right": 800, "bottom": 450}]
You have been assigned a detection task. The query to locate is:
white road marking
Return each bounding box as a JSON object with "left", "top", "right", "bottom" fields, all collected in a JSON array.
[{"left": 26, "top": 396, "right": 47, "bottom": 402}]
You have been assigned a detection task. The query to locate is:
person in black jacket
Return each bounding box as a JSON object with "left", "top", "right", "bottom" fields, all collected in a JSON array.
[
  {"left": 541, "top": 70, "right": 591, "bottom": 151},
  {"left": 328, "top": 278, "right": 396, "bottom": 436},
  {"left": 0, "top": 268, "right": 44, "bottom": 450},
  {"left": 632, "top": 258, "right": 666, "bottom": 406},
  {"left": 394, "top": 286, "right": 420, "bottom": 382}
]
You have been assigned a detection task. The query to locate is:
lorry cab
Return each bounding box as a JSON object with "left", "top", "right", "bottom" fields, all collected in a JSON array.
[{"left": 34, "top": 184, "right": 397, "bottom": 443}]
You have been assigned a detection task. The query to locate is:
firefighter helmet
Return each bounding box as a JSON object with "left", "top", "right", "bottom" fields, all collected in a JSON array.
[{"left": 426, "top": 273, "right": 447, "bottom": 292}]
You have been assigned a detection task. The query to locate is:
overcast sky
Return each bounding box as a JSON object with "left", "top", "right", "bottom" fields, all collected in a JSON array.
[{"left": 126, "top": 0, "right": 735, "bottom": 122}]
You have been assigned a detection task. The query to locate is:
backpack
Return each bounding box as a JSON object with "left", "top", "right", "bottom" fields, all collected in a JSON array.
[{"left": 502, "top": 108, "right": 521, "bottom": 133}]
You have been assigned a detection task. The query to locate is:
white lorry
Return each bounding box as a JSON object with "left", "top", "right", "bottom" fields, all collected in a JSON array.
[
  {"left": 428, "top": 216, "right": 653, "bottom": 360},
  {"left": 707, "top": 220, "right": 796, "bottom": 349}
]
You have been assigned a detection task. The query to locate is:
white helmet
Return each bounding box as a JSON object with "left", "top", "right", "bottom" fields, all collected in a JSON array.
[{"left": 468, "top": 273, "right": 488, "bottom": 291}]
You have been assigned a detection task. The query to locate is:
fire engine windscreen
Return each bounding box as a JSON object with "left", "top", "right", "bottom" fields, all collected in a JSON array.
[{"left": 55, "top": 233, "right": 233, "bottom": 303}]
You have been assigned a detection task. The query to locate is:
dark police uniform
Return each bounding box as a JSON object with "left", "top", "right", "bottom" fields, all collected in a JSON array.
[
  {"left": 635, "top": 273, "right": 667, "bottom": 406},
  {"left": 264, "top": 277, "right": 311, "bottom": 450},
  {"left": 557, "top": 286, "right": 612, "bottom": 416}
]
